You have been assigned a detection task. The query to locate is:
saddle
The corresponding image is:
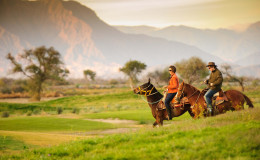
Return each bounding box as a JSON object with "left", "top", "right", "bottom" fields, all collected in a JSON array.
[
  {"left": 157, "top": 97, "right": 189, "bottom": 110},
  {"left": 203, "top": 89, "right": 228, "bottom": 107},
  {"left": 213, "top": 89, "right": 228, "bottom": 105}
]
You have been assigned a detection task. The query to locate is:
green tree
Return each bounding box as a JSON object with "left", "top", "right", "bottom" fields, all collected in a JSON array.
[
  {"left": 6, "top": 46, "right": 69, "bottom": 101},
  {"left": 175, "top": 57, "right": 209, "bottom": 84},
  {"left": 147, "top": 68, "right": 169, "bottom": 84},
  {"left": 119, "top": 60, "right": 147, "bottom": 89},
  {"left": 83, "top": 69, "right": 96, "bottom": 81}
]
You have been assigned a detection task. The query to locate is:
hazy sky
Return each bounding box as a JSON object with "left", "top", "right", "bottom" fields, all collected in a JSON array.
[{"left": 77, "top": 0, "right": 260, "bottom": 29}]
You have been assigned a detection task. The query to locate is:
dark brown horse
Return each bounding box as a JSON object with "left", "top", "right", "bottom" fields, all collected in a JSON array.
[
  {"left": 175, "top": 82, "right": 254, "bottom": 118},
  {"left": 133, "top": 79, "right": 193, "bottom": 127}
]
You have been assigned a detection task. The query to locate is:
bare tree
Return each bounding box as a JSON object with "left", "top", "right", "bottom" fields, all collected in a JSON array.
[{"left": 221, "top": 64, "right": 246, "bottom": 92}]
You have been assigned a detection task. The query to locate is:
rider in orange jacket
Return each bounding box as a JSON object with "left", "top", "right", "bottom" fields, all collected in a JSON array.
[{"left": 163, "top": 65, "right": 179, "bottom": 120}]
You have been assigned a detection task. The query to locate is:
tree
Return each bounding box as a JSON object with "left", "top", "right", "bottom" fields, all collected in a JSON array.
[
  {"left": 147, "top": 68, "right": 169, "bottom": 85},
  {"left": 6, "top": 46, "right": 69, "bottom": 101},
  {"left": 221, "top": 64, "right": 247, "bottom": 92},
  {"left": 174, "top": 57, "right": 209, "bottom": 84},
  {"left": 119, "top": 60, "right": 147, "bottom": 89},
  {"left": 83, "top": 69, "right": 96, "bottom": 81}
]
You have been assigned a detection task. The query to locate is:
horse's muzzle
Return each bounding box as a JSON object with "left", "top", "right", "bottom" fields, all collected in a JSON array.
[{"left": 133, "top": 88, "right": 140, "bottom": 94}]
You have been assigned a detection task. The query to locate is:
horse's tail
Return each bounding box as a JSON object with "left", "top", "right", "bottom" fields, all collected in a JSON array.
[{"left": 243, "top": 94, "right": 254, "bottom": 108}]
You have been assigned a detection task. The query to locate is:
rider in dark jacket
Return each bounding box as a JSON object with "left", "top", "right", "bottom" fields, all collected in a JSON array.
[{"left": 204, "top": 62, "right": 223, "bottom": 116}]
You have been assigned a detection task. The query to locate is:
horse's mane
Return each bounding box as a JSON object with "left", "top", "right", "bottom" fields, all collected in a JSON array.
[
  {"left": 184, "top": 83, "right": 201, "bottom": 93},
  {"left": 150, "top": 83, "right": 163, "bottom": 97}
]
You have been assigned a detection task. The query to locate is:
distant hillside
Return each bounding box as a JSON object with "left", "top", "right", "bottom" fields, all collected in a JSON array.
[
  {"left": 115, "top": 25, "right": 158, "bottom": 35},
  {"left": 0, "top": 0, "right": 223, "bottom": 78},
  {"left": 115, "top": 22, "right": 260, "bottom": 63},
  {"left": 235, "top": 52, "right": 260, "bottom": 66},
  {"left": 233, "top": 65, "right": 260, "bottom": 78}
]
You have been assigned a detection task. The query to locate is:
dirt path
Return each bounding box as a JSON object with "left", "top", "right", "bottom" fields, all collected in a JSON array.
[
  {"left": 0, "top": 97, "right": 60, "bottom": 103},
  {"left": 81, "top": 118, "right": 143, "bottom": 135},
  {"left": 84, "top": 118, "right": 137, "bottom": 124}
]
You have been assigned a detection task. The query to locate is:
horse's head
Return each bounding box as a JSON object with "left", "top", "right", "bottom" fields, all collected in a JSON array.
[
  {"left": 175, "top": 81, "right": 186, "bottom": 103},
  {"left": 175, "top": 81, "right": 200, "bottom": 103},
  {"left": 133, "top": 78, "right": 155, "bottom": 96}
]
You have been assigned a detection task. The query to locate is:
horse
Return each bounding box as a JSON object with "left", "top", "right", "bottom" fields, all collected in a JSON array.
[
  {"left": 175, "top": 82, "right": 254, "bottom": 118},
  {"left": 133, "top": 79, "right": 193, "bottom": 127}
]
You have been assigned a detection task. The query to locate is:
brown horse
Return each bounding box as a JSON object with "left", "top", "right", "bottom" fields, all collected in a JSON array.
[
  {"left": 175, "top": 82, "right": 254, "bottom": 118},
  {"left": 133, "top": 79, "right": 193, "bottom": 127}
]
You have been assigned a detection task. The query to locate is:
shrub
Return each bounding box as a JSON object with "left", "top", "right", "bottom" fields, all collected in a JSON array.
[
  {"left": 1, "top": 111, "right": 10, "bottom": 118},
  {"left": 33, "top": 109, "right": 41, "bottom": 115},
  {"left": 72, "top": 108, "right": 80, "bottom": 114},
  {"left": 251, "top": 79, "right": 259, "bottom": 87},
  {"left": 0, "top": 87, "right": 12, "bottom": 94},
  {"left": 57, "top": 107, "right": 63, "bottom": 114},
  {"left": 26, "top": 111, "right": 32, "bottom": 116}
]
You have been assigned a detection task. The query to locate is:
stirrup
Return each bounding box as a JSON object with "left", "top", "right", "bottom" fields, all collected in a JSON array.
[{"left": 207, "top": 108, "right": 214, "bottom": 116}]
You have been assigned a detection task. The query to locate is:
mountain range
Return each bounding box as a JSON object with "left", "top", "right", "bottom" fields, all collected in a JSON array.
[
  {"left": 115, "top": 22, "right": 260, "bottom": 65},
  {"left": 0, "top": 0, "right": 259, "bottom": 78}
]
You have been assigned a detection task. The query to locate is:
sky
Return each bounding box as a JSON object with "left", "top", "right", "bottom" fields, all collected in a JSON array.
[{"left": 77, "top": 0, "right": 260, "bottom": 30}]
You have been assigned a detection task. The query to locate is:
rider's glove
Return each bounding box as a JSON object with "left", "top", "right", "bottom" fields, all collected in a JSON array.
[
  {"left": 175, "top": 97, "right": 180, "bottom": 104},
  {"left": 204, "top": 80, "right": 209, "bottom": 84}
]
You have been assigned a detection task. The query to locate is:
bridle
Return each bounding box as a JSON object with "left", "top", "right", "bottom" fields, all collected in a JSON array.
[
  {"left": 137, "top": 83, "right": 163, "bottom": 104},
  {"left": 138, "top": 83, "right": 157, "bottom": 97},
  {"left": 176, "top": 83, "right": 202, "bottom": 107}
]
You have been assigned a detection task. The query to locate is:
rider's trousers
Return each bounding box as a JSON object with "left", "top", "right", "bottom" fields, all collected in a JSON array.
[
  {"left": 165, "top": 92, "right": 177, "bottom": 112},
  {"left": 204, "top": 89, "right": 218, "bottom": 108}
]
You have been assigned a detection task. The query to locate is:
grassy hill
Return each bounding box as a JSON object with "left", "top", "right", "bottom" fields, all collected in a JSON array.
[
  {"left": 0, "top": 87, "right": 259, "bottom": 159},
  {"left": 1, "top": 107, "right": 259, "bottom": 160}
]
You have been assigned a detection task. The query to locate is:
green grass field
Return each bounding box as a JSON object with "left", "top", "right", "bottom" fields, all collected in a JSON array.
[
  {"left": 0, "top": 117, "right": 117, "bottom": 132},
  {"left": 1, "top": 107, "right": 259, "bottom": 160},
  {"left": 0, "top": 86, "right": 259, "bottom": 159}
]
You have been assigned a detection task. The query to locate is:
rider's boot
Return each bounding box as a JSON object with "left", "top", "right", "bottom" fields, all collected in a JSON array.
[
  {"left": 166, "top": 107, "right": 172, "bottom": 120},
  {"left": 207, "top": 104, "right": 214, "bottom": 116}
]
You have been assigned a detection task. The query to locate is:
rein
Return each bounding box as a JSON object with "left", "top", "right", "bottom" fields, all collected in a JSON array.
[
  {"left": 140, "top": 96, "right": 163, "bottom": 104},
  {"left": 178, "top": 83, "right": 200, "bottom": 100},
  {"left": 179, "top": 83, "right": 202, "bottom": 108},
  {"left": 186, "top": 89, "right": 199, "bottom": 99}
]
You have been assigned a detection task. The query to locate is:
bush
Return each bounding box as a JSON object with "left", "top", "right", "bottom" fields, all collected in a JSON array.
[
  {"left": 72, "top": 108, "right": 80, "bottom": 114},
  {"left": 57, "top": 107, "right": 63, "bottom": 114},
  {"left": 251, "top": 79, "right": 259, "bottom": 87},
  {"left": 0, "top": 87, "right": 12, "bottom": 94},
  {"left": 1, "top": 111, "right": 10, "bottom": 118},
  {"left": 33, "top": 109, "right": 41, "bottom": 115},
  {"left": 12, "top": 86, "right": 26, "bottom": 93},
  {"left": 26, "top": 111, "right": 32, "bottom": 116}
]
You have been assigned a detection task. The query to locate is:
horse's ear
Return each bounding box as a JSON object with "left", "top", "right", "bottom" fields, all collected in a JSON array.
[{"left": 148, "top": 78, "right": 151, "bottom": 84}]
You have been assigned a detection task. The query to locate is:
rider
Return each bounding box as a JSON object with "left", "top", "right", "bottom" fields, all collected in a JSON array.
[
  {"left": 204, "top": 62, "right": 223, "bottom": 116},
  {"left": 164, "top": 65, "right": 179, "bottom": 120}
]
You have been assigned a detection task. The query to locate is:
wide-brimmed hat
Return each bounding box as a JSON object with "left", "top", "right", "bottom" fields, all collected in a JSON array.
[{"left": 206, "top": 62, "right": 217, "bottom": 67}]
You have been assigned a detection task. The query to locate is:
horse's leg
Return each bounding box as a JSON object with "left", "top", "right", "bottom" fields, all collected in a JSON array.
[
  {"left": 188, "top": 109, "right": 195, "bottom": 118},
  {"left": 155, "top": 111, "right": 164, "bottom": 127},
  {"left": 153, "top": 121, "right": 158, "bottom": 127},
  {"left": 159, "top": 115, "right": 164, "bottom": 126},
  {"left": 153, "top": 112, "right": 161, "bottom": 127}
]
